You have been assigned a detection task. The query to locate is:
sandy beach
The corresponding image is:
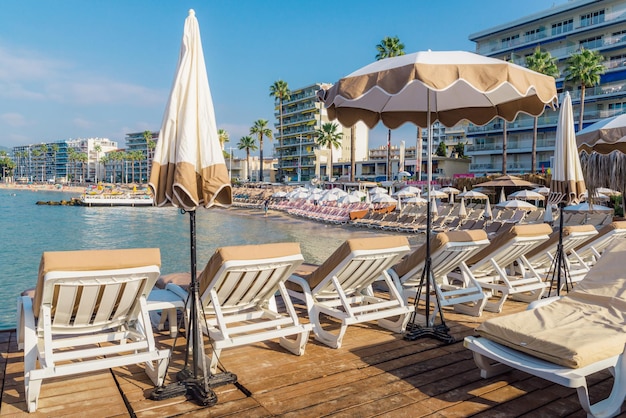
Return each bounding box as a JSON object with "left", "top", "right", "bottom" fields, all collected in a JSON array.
[{"left": 0, "top": 182, "right": 85, "bottom": 194}]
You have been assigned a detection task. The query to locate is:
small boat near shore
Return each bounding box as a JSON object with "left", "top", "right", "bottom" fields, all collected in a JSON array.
[{"left": 79, "top": 192, "right": 154, "bottom": 207}]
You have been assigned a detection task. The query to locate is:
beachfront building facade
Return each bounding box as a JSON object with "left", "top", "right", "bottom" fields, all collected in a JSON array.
[
  {"left": 466, "top": 0, "right": 626, "bottom": 175},
  {"left": 11, "top": 141, "right": 69, "bottom": 183},
  {"left": 272, "top": 83, "right": 369, "bottom": 182},
  {"left": 123, "top": 131, "right": 158, "bottom": 183},
  {"left": 66, "top": 138, "right": 118, "bottom": 183}
]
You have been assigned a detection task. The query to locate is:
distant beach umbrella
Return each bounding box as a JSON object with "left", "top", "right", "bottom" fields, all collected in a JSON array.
[
  {"left": 458, "top": 190, "right": 488, "bottom": 200},
  {"left": 369, "top": 186, "right": 389, "bottom": 195},
  {"left": 458, "top": 198, "right": 467, "bottom": 218},
  {"left": 371, "top": 194, "right": 397, "bottom": 203},
  {"left": 272, "top": 191, "right": 287, "bottom": 198},
  {"left": 404, "top": 196, "right": 427, "bottom": 205},
  {"left": 430, "top": 197, "right": 439, "bottom": 215},
  {"left": 499, "top": 188, "right": 506, "bottom": 204},
  {"left": 496, "top": 199, "right": 537, "bottom": 210},
  {"left": 508, "top": 190, "right": 545, "bottom": 201},
  {"left": 532, "top": 186, "right": 550, "bottom": 196},
  {"left": 423, "top": 189, "right": 447, "bottom": 199},
  {"left": 484, "top": 199, "right": 492, "bottom": 220},
  {"left": 350, "top": 190, "right": 367, "bottom": 199},
  {"left": 337, "top": 194, "right": 361, "bottom": 205}
]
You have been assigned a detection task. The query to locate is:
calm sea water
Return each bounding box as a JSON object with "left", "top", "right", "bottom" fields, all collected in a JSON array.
[{"left": 0, "top": 189, "right": 420, "bottom": 330}]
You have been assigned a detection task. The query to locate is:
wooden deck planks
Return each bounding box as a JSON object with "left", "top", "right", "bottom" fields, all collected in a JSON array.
[{"left": 1, "top": 298, "right": 624, "bottom": 417}]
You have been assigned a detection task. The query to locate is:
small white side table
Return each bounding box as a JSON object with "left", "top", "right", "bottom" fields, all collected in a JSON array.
[{"left": 147, "top": 289, "right": 186, "bottom": 338}]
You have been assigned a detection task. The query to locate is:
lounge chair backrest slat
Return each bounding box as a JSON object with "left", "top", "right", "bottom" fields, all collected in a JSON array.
[{"left": 199, "top": 243, "right": 304, "bottom": 313}]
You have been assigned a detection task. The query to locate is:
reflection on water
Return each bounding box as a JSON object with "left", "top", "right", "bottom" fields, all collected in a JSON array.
[{"left": 0, "top": 189, "right": 422, "bottom": 329}]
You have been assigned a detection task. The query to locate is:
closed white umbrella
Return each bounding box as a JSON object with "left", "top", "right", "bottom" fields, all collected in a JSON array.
[
  {"left": 499, "top": 188, "right": 507, "bottom": 204},
  {"left": 148, "top": 9, "right": 233, "bottom": 403},
  {"left": 458, "top": 198, "right": 467, "bottom": 218},
  {"left": 484, "top": 199, "right": 492, "bottom": 219},
  {"left": 548, "top": 92, "right": 587, "bottom": 296}
]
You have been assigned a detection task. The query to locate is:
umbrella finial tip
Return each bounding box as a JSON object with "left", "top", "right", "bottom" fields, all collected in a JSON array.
[{"left": 189, "top": 9, "right": 195, "bottom": 16}]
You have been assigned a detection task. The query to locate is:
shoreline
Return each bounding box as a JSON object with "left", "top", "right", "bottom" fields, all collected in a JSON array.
[{"left": 0, "top": 182, "right": 85, "bottom": 194}]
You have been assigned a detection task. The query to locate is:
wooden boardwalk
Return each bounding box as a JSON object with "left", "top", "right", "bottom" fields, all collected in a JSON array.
[{"left": 2, "top": 299, "right": 624, "bottom": 417}]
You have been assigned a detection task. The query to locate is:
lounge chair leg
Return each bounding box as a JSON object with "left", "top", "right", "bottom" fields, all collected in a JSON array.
[
  {"left": 378, "top": 315, "right": 406, "bottom": 333},
  {"left": 472, "top": 352, "right": 511, "bottom": 379},
  {"left": 483, "top": 292, "right": 508, "bottom": 313},
  {"left": 583, "top": 349, "right": 626, "bottom": 418},
  {"left": 453, "top": 295, "right": 488, "bottom": 317},
  {"left": 279, "top": 329, "right": 310, "bottom": 356},
  {"left": 312, "top": 309, "right": 347, "bottom": 348},
  {"left": 25, "top": 377, "right": 42, "bottom": 413},
  {"left": 144, "top": 354, "right": 170, "bottom": 386},
  {"left": 510, "top": 288, "right": 545, "bottom": 303}
]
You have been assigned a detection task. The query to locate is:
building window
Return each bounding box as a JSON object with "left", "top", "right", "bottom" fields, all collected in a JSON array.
[
  {"left": 524, "top": 27, "right": 545, "bottom": 42},
  {"left": 580, "top": 10, "right": 605, "bottom": 28},
  {"left": 551, "top": 19, "right": 573, "bottom": 35},
  {"left": 501, "top": 34, "right": 519, "bottom": 49},
  {"left": 579, "top": 35, "right": 603, "bottom": 50},
  {"left": 608, "top": 102, "right": 626, "bottom": 111}
]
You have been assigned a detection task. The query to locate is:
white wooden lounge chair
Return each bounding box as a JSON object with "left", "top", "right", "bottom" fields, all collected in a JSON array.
[
  {"left": 387, "top": 230, "right": 490, "bottom": 327},
  {"left": 16, "top": 248, "right": 170, "bottom": 413},
  {"left": 285, "top": 236, "right": 411, "bottom": 348},
  {"left": 164, "top": 242, "right": 311, "bottom": 373},
  {"left": 523, "top": 224, "right": 598, "bottom": 285},
  {"left": 570, "top": 221, "right": 626, "bottom": 268},
  {"left": 464, "top": 238, "right": 626, "bottom": 418},
  {"left": 465, "top": 223, "right": 552, "bottom": 313}
]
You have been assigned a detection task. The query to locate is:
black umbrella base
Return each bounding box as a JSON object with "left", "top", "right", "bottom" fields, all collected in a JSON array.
[
  {"left": 404, "top": 322, "right": 455, "bottom": 344},
  {"left": 150, "top": 370, "right": 237, "bottom": 406}
]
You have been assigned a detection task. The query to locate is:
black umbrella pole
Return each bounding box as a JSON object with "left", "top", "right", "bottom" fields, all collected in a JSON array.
[
  {"left": 404, "top": 200, "right": 454, "bottom": 344},
  {"left": 547, "top": 203, "right": 571, "bottom": 297}
]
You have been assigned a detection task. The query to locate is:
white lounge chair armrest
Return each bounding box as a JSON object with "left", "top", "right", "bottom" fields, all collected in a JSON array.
[
  {"left": 286, "top": 274, "right": 312, "bottom": 293},
  {"left": 165, "top": 283, "right": 190, "bottom": 301}
]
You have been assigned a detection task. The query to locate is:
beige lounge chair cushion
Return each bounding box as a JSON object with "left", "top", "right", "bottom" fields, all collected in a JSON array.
[
  {"left": 476, "top": 238, "right": 626, "bottom": 368},
  {"left": 287, "top": 236, "right": 410, "bottom": 290},
  {"left": 524, "top": 224, "right": 596, "bottom": 261},
  {"left": 466, "top": 223, "right": 552, "bottom": 266},
  {"left": 392, "top": 230, "right": 488, "bottom": 279},
  {"left": 33, "top": 248, "right": 161, "bottom": 319},
  {"left": 199, "top": 242, "right": 301, "bottom": 296}
]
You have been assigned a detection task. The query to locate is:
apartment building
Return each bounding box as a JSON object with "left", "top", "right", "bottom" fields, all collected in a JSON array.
[
  {"left": 272, "top": 83, "right": 369, "bottom": 182},
  {"left": 466, "top": 0, "right": 626, "bottom": 175}
]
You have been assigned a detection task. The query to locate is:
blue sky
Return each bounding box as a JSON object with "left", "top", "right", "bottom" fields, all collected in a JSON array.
[{"left": 1, "top": 0, "right": 559, "bottom": 157}]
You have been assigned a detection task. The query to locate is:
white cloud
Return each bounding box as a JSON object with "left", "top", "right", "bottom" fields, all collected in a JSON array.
[
  {"left": 1, "top": 112, "right": 26, "bottom": 127},
  {"left": 0, "top": 44, "right": 164, "bottom": 106}
]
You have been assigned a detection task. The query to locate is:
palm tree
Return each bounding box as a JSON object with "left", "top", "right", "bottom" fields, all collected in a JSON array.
[
  {"left": 100, "top": 154, "right": 111, "bottom": 183},
  {"left": 50, "top": 144, "right": 59, "bottom": 183},
  {"left": 237, "top": 136, "right": 258, "bottom": 181},
  {"left": 218, "top": 129, "right": 229, "bottom": 151},
  {"left": 30, "top": 147, "right": 42, "bottom": 182},
  {"left": 564, "top": 47, "right": 606, "bottom": 131},
  {"left": 250, "top": 119, "right": 272, "bottom": 182},
  {"left": 39, "top": 144, "right": 48, "bottom": 182},
  {"left": 94, "top": 144, "right": 102, "bottom": 183},
  {"left": 133, "top": 150, "right": 145, "bottom": 183},
  {"left": 270, "top": 80, "right": 291, "bottom": 181},
  {"left": 375, "top": 36, "right": 405, "bottom": 180},
  {"left": 525, "top": 47, "right": 559, "bottom": 174},
  {"left": 316, "top": 122, "right": 343, "bottom": 181},
  {"left": 375, "top": 36, "right": 405, "bottom": 60},
  {"left": 77, "top": 152, "right": 88, "bottom": 183},
  {"left": 143, "top": 130, "right": 155, "bottom": 180}
]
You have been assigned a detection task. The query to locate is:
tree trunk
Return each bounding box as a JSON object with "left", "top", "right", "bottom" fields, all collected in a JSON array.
[
  {"left": 502, "top": 120, "right": 508, "bottom": 175},
  {"left": 279, "top": 101, "right": 283, "bottom": 181},
  {"left": 247, "top": 151, "right": 251, "bottom": 181},
  {"left": 328, "top": 146, "right": 333, "bottom": 182},
  {"left": 579, "top": 85, "right": 586, "bottom": 131},
  {"left": 532, "top": 117, "right": 538, "bottom": 174},
  {"left": 259, "top": 138, "right": 264, "bottom": 182},
  {"left": 350, "top": 126, "right": 356, "bottom": 182}
]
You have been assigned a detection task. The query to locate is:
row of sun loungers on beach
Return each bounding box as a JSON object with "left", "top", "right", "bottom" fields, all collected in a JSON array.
[{"left": 15, "top": 220, "right": 626, "bottom": 414}]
